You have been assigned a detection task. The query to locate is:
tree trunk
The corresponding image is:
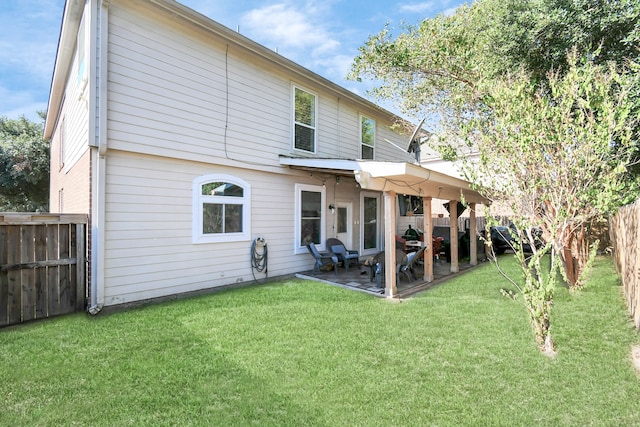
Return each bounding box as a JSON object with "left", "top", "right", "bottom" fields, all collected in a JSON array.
[
  {"left": 528, "top": 299, "right": 556, "bottom": 356},
  {"left": 559, "top": 225, "right": 592, "bottom": 290}
]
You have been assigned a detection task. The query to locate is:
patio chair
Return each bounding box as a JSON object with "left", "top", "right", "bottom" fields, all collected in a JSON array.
[
  {"left": 368, "top": 250, "right": 408, "bottom": 288},
  {"left": 306, "top": 243, "right": 339, "bottom": 276},
  {"left": 399, "top": 245, "right": 427, "bottom": 282},
  {"left": 433, "top": 236, "right": 446, "bottom": 263},
  {"left": 326, "top": 238, "right": 360, "bottom": 271}
]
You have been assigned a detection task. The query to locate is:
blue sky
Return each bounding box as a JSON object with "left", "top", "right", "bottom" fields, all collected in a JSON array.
[{"left": 0, "top": 0, "right": 463, "bottom": 122}]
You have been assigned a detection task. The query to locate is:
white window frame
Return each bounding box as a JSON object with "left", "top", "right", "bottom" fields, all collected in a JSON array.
[
  {"left": 294, "top": 183, "right": 326, "bottom": 254},
  {"left": 360, "top": 191, "right": 381, "bottom": 256},
  {"left": 192, "top": 174, "right": 251, "bottom": 244},
  {"left": 360, "top": 115, "right": 375, "bottom": 160},
  {"left": 292, "top": 85, "right": 318, "bottom": 154}
]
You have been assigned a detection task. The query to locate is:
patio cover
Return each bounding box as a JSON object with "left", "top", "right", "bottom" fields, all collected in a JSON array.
[{"left": 281, "top": 157, "right": 491, "bottom": 298}]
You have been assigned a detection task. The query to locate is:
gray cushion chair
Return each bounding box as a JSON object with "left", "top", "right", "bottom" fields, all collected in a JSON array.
[
  {"left": 368, "top": 250, "right": 408, "bottom": 288},
  {"left": 306, "top": 243, "right": 339, "bottom": 275},
  {"left": 399, "top": 245, "right": 427, "bottom": 282},
  {"left": 326, "top": 238, "right": 360, "bottom": 271}
]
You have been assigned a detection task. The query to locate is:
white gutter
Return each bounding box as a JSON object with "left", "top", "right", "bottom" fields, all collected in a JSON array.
[{"left": 88, "top": 0, "right": 109, "bottom": 315}]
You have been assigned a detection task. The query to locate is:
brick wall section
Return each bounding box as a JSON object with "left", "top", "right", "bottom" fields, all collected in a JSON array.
[{"left": 48, "top": 120, "right": 91, "bottom": 216}]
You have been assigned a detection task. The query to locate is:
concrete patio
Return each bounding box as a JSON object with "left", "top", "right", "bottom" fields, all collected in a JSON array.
[{"left": 296, "top": 257, "right": 482, "bottom": 299}]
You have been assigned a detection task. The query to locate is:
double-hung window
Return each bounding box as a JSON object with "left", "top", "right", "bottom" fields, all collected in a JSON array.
[
  {"left": 293, "top": 86, "right": 317, "bottom": 153},
  {"left": 361, "top": 115, "right": 375, "bottom": 159},
  {"left": 193, "top": 174, "right": 251, "bottom": 243},
  {"left": 294, "top": 183, "right": 326, "bottom": 253}
]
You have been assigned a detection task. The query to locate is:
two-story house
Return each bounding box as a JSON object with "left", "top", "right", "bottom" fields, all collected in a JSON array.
[{"left": 45, "top": 0, "right": 488, "bottom": 312}]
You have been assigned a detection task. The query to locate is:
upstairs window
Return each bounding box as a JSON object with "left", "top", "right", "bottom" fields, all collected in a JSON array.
[
  {"left": 293, "top": 86, "right": 317, "bottom": 153},
  {"left": 361, "top": 115, "right": 375, "bottom": 159},
  {"left": 193, "top": 174, "right": 251, "bottom": 243}
]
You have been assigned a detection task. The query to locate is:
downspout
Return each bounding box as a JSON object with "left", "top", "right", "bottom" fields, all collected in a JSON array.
[{"left": 88, "top": 0, "right": 109, "bottom": 315}]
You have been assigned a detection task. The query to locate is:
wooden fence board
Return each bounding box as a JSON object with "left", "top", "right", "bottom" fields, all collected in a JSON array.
[
  {"left": 0, "top": 214, "right": 87, "bottom": 327},
  {"left": 46, "top": 224, "right": 60, "bottom": 317},
  {"left": 35, "top": 225, "right": 47, "bottom": 319},
  {"left": 7, "top": 226, "right": 21, "bottom": 325},
  {"left": 0, "top": 225, "right": 7, "bottom": 326},
  {"left": 58, "top": 224, "right": 72, "bottom": 314},
  {"left": 21, "top": 226, "right": 36, "bottom": 322}
]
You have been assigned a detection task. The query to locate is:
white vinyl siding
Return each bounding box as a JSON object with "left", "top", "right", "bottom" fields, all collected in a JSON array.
[
  {"left": 102, "top": 151, "right": 331, "bottom": 306},
  {"left": 77, "top": 14, "right": 87, "bottom": 88},
  {"left": 94, "top": 1, "right": 417, "bottom": 306},
  {"left": 107, "top": 3, "right": 290, "bottom": 165},
  {"left": 106, "top": 3, "right": 412, "bottom": 165},
  {"left": 60, "top": 6, "right": 90, "bottom": 173}
]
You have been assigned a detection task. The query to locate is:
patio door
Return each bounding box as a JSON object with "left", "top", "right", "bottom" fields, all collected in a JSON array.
[
  {"left": 336, "top": 201, "right": 352, "bottom": 248},
  {"left": 360, "top": 192, "right": 381, "bottom": 255}
]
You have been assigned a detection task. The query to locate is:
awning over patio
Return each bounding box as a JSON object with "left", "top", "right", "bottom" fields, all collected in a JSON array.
[
  {"left": 280, "top": 156, "right": 490, "bottom": 298},
  {"left": 279, "top": 157, "right": 489, "bottom": 205}
]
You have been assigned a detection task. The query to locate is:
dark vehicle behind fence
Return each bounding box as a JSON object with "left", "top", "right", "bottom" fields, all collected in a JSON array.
[{"left": 489, "top": 224, "right": 543, "bottom": 255}]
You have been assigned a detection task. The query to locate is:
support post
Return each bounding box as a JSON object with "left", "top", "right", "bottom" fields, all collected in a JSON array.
[
  {"left": 383, "top": 191, "right": 397, "bottom": 298},
  {"left": 423, "top": 197, "right": 433, "bottom": 282},
  {"left": 449, "top": 200, "right": 459, "bottom": 273},
  {"left": 469, "top": 203, "right": 477, "bottom": 266}
]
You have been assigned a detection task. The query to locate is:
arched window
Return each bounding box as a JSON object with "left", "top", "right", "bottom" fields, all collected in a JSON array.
[{"left": 192, "top": 174, "right": 251, "bottom": 243}]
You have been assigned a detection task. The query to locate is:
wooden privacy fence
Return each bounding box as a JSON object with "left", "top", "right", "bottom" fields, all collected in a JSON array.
[
  {"left": 0, "top": 213, "right": 87, "bottom": 327},
  {"left": 609, "top": 199, "right": 640, "bottom": 328}
]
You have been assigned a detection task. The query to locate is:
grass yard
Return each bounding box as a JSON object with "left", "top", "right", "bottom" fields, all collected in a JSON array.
[{"left": 1, "top": 256, "right": 639, "bottom": 426}]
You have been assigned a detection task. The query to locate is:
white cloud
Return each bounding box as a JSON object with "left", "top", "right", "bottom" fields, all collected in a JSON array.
[
  {"left": 241, "top": 3, "right": 342, "bottom": 59},
  {"left": 0, "top": 40, "right": 57, "bottom": 83},
  {"left": 441, "top": 6, "right": 460, "bottom": 16},
  {"left": 398, "top": 2, "right": 437, "bottom": 14},
  {"left": 314, "top": 54, "right": 355, "bottom": 82},
  {"left": 398, "top": 1, "right": 464, "bottom": 17}
]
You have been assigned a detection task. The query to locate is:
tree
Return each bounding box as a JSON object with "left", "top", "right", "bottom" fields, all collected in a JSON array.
[
  {"left": 349, "top": 0, "right": 640, "bottom": 285},
  {"left": 469, "top": 58, "right": 637, "bottom": 353},
  {"left": 349, "top": 0, "right": 640, "bottom": 119},
  {"left": 349, "top": 0, "right": 640, "bottom": 352},
  {"left": 0, "top": 114, "right": 50, "bottom": 212}
]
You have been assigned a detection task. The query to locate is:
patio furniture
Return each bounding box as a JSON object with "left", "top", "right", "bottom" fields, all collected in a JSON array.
[
  {"left": 399, "top": 245, "right": 427, "bottom": 282},
  {"left": 395, "top": 235, "right": 407, "bottom": 251},
  {"left": 433, "top": 236, "right": 446, "bottom": 263},
  {"left": 306, "top": 243, "right": 339, "bottom": 275},
  {"left": 368, "top": 250, "right": 408, "bottom": 287},
  {"left": 326, "top": 238, "right": 360, "bottom": 271}
]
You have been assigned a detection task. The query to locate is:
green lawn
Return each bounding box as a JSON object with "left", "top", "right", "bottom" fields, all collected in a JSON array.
[{"left": 1, "top": 257, "right": 639, "bottom": 426}]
